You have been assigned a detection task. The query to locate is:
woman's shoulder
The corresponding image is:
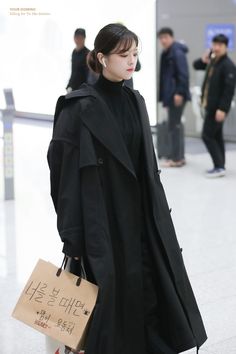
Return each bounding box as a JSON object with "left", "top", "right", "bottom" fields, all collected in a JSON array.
[
  {"left": 52, "top": 85, "right": 97, "bottom": 142},
  {"left": 64, "top": 84, "right": 97, "bottom": 108},
  {"left": 55, "top": 85, "right": 96, "bottom": 118}
]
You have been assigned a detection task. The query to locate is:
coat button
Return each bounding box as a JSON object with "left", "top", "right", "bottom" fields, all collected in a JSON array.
[
  {"left": 98, "top": 158, "right": 104, "bottom": 165},
  {"left": 157, "top": 169, "right": 161, "bottom": 175}
]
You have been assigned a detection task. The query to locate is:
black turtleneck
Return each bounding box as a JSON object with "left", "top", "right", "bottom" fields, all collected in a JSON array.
[{"left": 94, "top": 75, "right": 142, "bottom": 177}]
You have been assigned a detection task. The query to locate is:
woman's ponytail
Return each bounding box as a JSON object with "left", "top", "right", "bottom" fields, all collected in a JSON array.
[{"left": 87, "top": 49, "right": 102, "bottom": 74}]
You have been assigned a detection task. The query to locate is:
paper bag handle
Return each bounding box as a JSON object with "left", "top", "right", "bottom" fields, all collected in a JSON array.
[
  {"left": 56, "top": 255, "right": 69, "bottom": 277},
  {"left": 56, "top": 255, "right": 82, "bottom": 287}
]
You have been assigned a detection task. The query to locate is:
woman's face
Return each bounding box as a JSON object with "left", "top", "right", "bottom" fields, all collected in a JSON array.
[{"left": 101, "top": 41, "right": 138, "bottom": 82}]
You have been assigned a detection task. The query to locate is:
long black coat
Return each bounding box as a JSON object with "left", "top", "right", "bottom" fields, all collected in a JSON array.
[
  {"left": 47, "top": 84, "right": 207, "bottom": 354},
  {"left": 193, "top": 54, "right": 236, "bottom": 114}
]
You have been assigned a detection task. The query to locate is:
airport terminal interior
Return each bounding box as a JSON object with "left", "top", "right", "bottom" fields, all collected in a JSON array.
[
  {"left": 1, "top": 120, "right": 236, "bottom": 354},
  {"left": 1, "top": 0, "right": 236, "bottom": 353}
]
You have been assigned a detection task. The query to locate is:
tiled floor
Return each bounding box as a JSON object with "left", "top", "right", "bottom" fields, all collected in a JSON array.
[{"left": 0, "top": 119, "right": 236, "bottom": 353}]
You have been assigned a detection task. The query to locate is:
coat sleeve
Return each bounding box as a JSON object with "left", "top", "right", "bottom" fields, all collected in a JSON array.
[
  {"left": 218, "top": 62, "right": 236, "bottom": 113},
  {"left": 47, "top": 105, "right": 84, "bottom": 257},
  {"left": 174, "top": 49, "right": 190, "bottom": 96},
  {"left": 193, "top": 58, "right": 207, "bottom": 71}
]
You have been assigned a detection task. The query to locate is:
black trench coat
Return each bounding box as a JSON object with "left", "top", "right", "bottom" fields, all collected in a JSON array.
[{"left": 47, "top": 84, "right": 207, "bottom": 354}]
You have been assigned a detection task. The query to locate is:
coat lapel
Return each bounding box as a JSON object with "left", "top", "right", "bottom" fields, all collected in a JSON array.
[
  {"left": 132, "top": 90, "right": 156, "bottom": 181},
  {"left": 66, "top": 85, "right": 137, "bottom": 179}
]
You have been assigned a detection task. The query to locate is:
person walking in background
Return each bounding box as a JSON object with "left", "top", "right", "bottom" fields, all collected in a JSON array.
[
  {"left": 158, "top": 27, "right": 191, "bottom": 167},
  {"left": 193, "top": 34, "right": 236, "bottom": 178},
  {"left": 66, "top": 28, "right": 90, "bottom": 93}
]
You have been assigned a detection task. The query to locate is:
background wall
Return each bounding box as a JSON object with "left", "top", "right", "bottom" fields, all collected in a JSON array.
[
  {"left": 156, "top": 0, "right": 236, "bottom": 141},
  {"left": 0, "top": 0, "right": 157, "bottom": 124},
  {"left": 1, "top": 0, "right": 236, "bottom": 137}
]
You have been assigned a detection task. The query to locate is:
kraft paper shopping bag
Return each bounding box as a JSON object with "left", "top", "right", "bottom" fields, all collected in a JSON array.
[{"left": 12, "top": 258, "right": 98, "bottom": 352}]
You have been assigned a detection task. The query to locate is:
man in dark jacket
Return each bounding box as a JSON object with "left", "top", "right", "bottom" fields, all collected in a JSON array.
[
  {"left": 193, "top": 34, "right": 236, "bottom": 178},
  {"left": 158, "top": 27, "right": 191, "bottom": 167},
  {"left": 66, "top": 28, "right": 90, "bottom": 92}
]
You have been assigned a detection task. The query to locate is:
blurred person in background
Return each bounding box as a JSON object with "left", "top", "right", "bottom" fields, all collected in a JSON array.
[
  {"left": 48, "top": 23, "right": 207, "bottom": 354},
  {"left": 66, "top": 28, "right": 91, "bottom": 93},
  {"left": 193, "top": 34, "right": 236, "bottom": 178},
  {"left": 158, "top": 27, "right": 191, "bottom": 167}
]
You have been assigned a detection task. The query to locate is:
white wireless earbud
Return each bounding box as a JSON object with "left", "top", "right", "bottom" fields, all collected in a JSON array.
[{"left": 102, "top": 58, "right": 107, "bottom": 68}]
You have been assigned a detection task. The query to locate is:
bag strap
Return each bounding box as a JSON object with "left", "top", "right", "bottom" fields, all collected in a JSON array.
[
  {"left": 56, "top": 255, "right": 82, "bottom": 287},
  {"left": 56, "top": 255, "right": 69, "bottom": 277}
]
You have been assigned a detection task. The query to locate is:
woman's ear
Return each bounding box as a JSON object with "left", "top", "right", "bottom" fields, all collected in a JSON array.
[{"left": 97, "top": 52, "right": 107, "bottom": 68}]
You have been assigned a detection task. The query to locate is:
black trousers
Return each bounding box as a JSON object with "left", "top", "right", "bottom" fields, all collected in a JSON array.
[
  {"left": 168, "top": 102, "right": 185, "bottom": 161},
  {"left": 202, "top": 111, "right": 225, "bottom": 169}
]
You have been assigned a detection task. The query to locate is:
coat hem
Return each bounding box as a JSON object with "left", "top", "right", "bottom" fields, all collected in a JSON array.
[{"left": 175, "top": 336, "right": 207, "bottom": 353}]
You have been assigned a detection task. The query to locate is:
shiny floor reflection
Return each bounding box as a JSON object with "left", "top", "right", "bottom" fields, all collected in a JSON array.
[{"left": 0, "top": 119, "right": 236, "bottom": 353}]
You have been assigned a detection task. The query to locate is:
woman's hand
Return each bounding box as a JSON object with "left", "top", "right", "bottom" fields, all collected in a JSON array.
[{"left": 64, "top": 255, "right": 80, "bottom": 262}]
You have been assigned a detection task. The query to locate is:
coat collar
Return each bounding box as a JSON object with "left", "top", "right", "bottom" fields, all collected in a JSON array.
[
  {"left": 65, "top": 84, "right": 155, "bottom": 181},
  {"left": 212, "top": 53, "right": 228, "bottom": 67},
  {"left": 67, "top": 85, "right": 137, "bottom": 178}
]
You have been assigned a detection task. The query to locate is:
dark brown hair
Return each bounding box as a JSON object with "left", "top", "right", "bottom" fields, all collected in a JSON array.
[
  {"left": 87, "top": 23, "right": 139, "bottom": 74},
  {"left": 212, "top": 34, "right": 229, "bottom": 46},
  {"left": 74, "top": 28, "right": 86, "bottom": 38},
  {"left": 157, "top": 27, "right": 174, "bottom": 37}
]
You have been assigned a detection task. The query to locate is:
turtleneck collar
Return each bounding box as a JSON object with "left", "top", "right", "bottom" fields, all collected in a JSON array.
[{"left": 95, "top": 74, "right": 124, "bottom": 94}]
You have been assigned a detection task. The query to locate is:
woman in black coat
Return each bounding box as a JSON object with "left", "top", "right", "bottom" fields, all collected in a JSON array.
[{"left": 48, "top": 23, "right": 207, "bottom": 354}]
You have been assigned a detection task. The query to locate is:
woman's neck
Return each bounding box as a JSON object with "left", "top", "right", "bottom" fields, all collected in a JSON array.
[
  {"left": 102, "top": 70, "right": 124, "bottom": 83},
  {"left": 94, "top": 74, "right": 124, "bottom": 94}
]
